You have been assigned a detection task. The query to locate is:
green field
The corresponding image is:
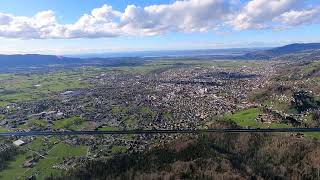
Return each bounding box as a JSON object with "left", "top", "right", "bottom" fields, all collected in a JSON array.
[
  {"left": 225, "top": 108, "right": 292, "bottom": 128},
  {"left": 301, "top": 61, "right": 320, "bottom": 75},
  {"left": 52, "top": 116, "right": 88, "bottom": 130},
  {"left": 226, "top": 108, "right": 262, "bottom": 127},
  {"left": 111, "top": 145, "right": 128, "bottom": 154},
  {"left": 224, "top": 108, "right": 320, "bottom": 139},
  {"left": 123, "top": 115, "right": 138, "bottom": 128},
  {"left": 108, "top": 60, "right": 264, "bottom": 75},
  {"left": 0, "top": 142, "right": 87, "bottom": 180},
  {"left": 0, "top": 154, "right": 29, "bottom": 180},
  {"left": 25, "top": 143, "right": 87, "bottom": 180},
  {"left": 0, "top": 126, "right": 8, "bottom": 132},
  {"left": 163, "top": 112, "right": 173, "bottom": 121},
  {"left": 304, "top": 132, "right": 320, "bottom": 139},
  {"left": 29, "top": 139, "right": 47, "bottom": 151},
  {"left": 19, "top": 117, "right": 48, "bottom": 129},
  {"left": 0, "top": 68, "right": 107, "bottom": 106}
]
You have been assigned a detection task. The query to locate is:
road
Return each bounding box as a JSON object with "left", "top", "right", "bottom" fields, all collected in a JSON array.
[{"left": 1, "top": 128, "right": 320, "bottom": 137}]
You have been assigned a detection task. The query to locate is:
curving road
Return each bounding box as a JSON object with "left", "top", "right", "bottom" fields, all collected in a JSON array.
[{"left": 1, "top": 128, "right": 320, "bottom": 137}]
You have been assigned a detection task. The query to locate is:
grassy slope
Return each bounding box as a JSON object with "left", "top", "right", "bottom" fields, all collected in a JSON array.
[
  {"left": 25, "top": 143, "right": 87, "bottom": 180},
  {"left": 0, "top": 142, "right": 87, "bottom": 180},
  {"left": 225, "top": 108, "right": 292, "bottom": 129},
  {"left": 226, "top": 108, "right": 320, "bottom": 139},
  {"left": 226, "top": 108, "right": 261, "bottom": 127},
  {"left": 0, "top": 154, "right": 28, "bottom": 180},
  {"left": 52, "top": 126, "right": 320, "bottom": 180}
]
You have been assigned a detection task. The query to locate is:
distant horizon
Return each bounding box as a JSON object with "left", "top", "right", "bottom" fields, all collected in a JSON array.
[
  {"left": 1, "top": 41, "right": 317, "bottom": 55},
  {"left": 1, "top": 42, "right": 319, "bottom": 57},
  {"left": 0, "top": 42, "right": 276, "bottom": 55},
  {"left": 0, "top": 45, "right": 272, "bottom": 57}
]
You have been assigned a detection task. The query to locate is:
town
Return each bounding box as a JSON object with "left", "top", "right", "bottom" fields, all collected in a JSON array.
[{"left": 0, "top": 58, "right": 319, "bottom": 179}]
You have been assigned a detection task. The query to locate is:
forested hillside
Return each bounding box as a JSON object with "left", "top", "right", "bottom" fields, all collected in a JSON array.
[{"left": 51, "top": 122, "right": 320, "bottom": 180}]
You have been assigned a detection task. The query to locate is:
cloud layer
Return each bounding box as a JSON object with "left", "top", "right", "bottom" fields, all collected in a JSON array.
[{"left": 0, "top": 0, "right": 319, "bottom": 39}]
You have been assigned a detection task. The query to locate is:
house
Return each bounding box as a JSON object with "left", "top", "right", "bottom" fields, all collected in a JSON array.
[
  {"left": 23, "top": 159, "right": 35, "bottom": 168},
  {"left": 13, "top": 139, "right": 26, "bottom": 146}
]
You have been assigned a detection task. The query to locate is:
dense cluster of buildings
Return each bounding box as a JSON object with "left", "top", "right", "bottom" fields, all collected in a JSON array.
[{"left": 0, "top": 61, "right": 286, "bottom": 169}]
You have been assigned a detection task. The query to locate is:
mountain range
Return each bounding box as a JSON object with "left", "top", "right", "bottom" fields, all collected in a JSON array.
[
  {"left": 243, "top": 43, "right": 320, "bottom": 59},
  {"left": 0, "top": 43, "right": 319, "bottom": 72}
]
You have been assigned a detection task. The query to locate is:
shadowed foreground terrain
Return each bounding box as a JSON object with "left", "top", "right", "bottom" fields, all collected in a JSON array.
[{"left": 50, "top": 122, "right": 320, "bottom": 180}]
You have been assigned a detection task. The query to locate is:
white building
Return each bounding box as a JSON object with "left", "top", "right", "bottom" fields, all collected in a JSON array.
[{"left": 13, "top": 139, "right": 26, "bottom": 146}]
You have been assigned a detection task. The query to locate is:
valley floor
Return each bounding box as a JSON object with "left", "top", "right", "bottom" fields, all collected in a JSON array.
[{"left": 0, "top": 59, "right": 319, "bottom": 179}]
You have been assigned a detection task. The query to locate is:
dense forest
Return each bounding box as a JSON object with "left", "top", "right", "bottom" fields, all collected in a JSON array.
[
  {"left": 292, "top": 91, "right": 320, "bottom": 113},
  {"left": 0, "top": 144, "right": 18, "bottom": 170},
  {"left": 50, "top": 122, "right": 320, "bottom": 180}
]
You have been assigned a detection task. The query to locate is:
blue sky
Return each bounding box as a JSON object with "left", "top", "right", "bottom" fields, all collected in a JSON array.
[
  {"left": 0, "top": 0, "right": 319, "bottom": 54},
  {"left": 0, "top": 0, "right": 171, "bottom": 23}
]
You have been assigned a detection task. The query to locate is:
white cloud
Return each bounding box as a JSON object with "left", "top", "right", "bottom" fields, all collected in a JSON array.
[
  {"left": 0, "top": 10, "right": 58, "bottom": 39},
  {"left": 0, "top": 0, "right": 234, "bottom": 39},
  {"left": 0, "top": 13, "right": 13, "bottom": 24},
  {"left": 63, "top": 5, "right": 122, "bottom": 38},
  {"left": 231, "top": 0, "right": 304, "bottom": 30},
  {"left": 0, "top": 5, "right": 123, "bottom": 39},
  {"left": 274, "top": 8, "right": 320, "bottom": 26},
  {"left": 120, "top": 0, "right": 231, "bottom": 35},
  {"left": 0, "top": 0, "right": 319, "bottom": 39}
]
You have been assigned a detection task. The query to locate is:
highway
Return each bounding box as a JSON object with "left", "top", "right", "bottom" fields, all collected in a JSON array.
[{"left": 1, "top": 128, "right": 320, "bottom": 137}]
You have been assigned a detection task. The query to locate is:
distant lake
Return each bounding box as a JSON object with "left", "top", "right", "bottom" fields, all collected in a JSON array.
[{"left": 69, "top": 48, "right": 266, "bottom": 58}]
